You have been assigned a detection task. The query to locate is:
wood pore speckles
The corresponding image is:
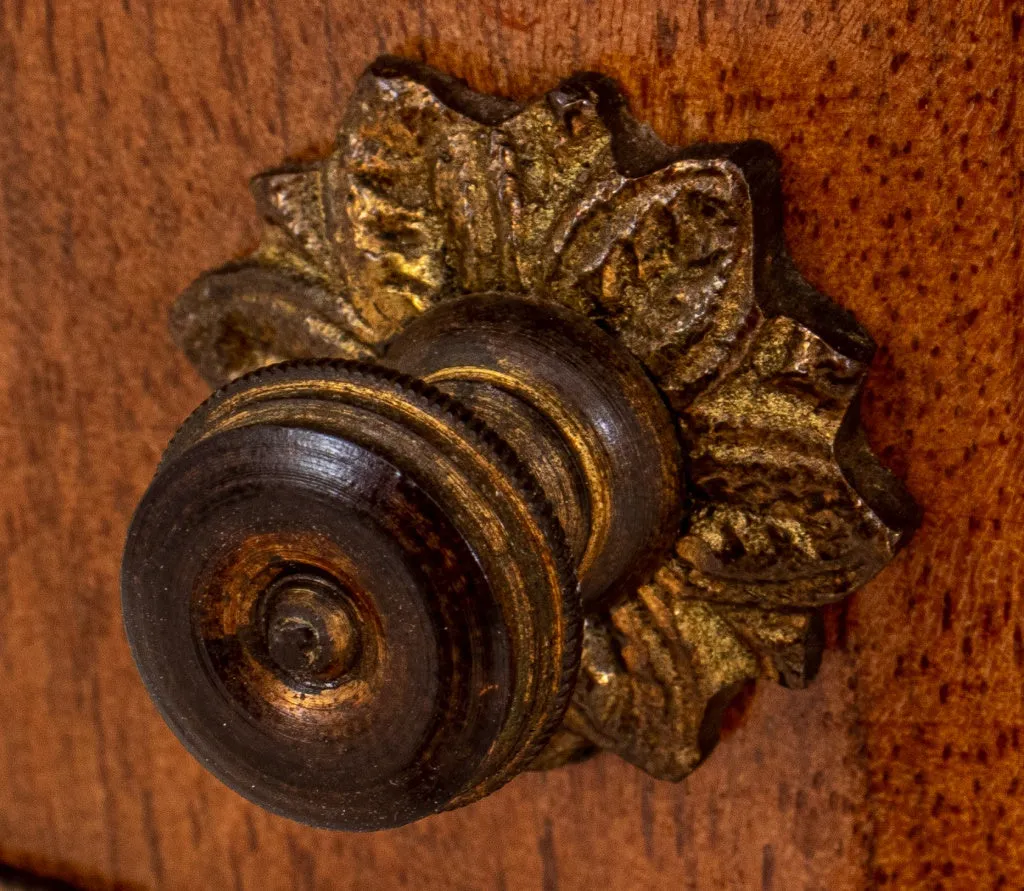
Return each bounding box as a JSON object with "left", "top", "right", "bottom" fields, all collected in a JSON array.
[{"left": 0, "top": 1, "right": 1020, "bottom": 889}]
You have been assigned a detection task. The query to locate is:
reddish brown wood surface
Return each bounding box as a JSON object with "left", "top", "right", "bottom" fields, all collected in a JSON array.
[{"left": 0, "top": 1, "right": 1020, "bottom": 888}]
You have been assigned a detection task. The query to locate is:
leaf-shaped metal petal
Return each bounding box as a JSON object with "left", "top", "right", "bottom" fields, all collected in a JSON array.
[
  {"left": 170, "top": 264, "right": 373, "bottom": 387},
  {"left": 330, "top": 67, "right": 466, "bottom": 339},
  {"left": 673, "top": 315, "right": 911, "bottom": 609},
  {"left": 171, "top": 161, "right": 376, "bottom": 386},
  {"left": 544, "top": 159, "right": 757, "bottom": 403},
  {"left": 563, "top": 592, "right": 759, "bottom": 781}
]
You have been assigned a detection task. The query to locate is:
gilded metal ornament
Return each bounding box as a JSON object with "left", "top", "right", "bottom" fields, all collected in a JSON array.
[{"left": 122, "top": 56, "right": 919, "bottom": 830}]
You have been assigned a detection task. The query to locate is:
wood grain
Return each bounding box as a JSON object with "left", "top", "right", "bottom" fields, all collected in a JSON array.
[{"left": 0, "top": 1, "right": 1020, "bottom": 888}]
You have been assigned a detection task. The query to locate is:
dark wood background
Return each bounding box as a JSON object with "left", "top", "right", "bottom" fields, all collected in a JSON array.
[{"left": 0, "top": 1, "right": 1020, "bottom": 888}]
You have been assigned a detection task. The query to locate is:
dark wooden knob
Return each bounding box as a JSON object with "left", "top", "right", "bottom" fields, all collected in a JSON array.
[{"left": 122, "top": 294, "right": 683, "bottom": 830}]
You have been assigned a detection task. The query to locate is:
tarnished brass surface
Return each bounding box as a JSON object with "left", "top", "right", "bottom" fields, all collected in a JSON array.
[{"left": 124, "top": 56, "right": 919, "bottom": 830}]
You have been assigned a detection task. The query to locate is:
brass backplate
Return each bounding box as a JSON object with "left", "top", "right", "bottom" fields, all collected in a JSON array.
[{"left": 169, "top": 55, "right": 919, "bottom": 784}]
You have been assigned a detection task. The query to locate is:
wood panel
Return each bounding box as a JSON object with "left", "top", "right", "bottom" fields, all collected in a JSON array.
[{"left": 0, "top": 1, "right": 1020, "bottom": 888}]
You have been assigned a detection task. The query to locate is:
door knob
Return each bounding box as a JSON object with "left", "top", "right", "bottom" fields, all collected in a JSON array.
[{"left": 122, "top": 56, "right": 919, "bottom": 831}]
